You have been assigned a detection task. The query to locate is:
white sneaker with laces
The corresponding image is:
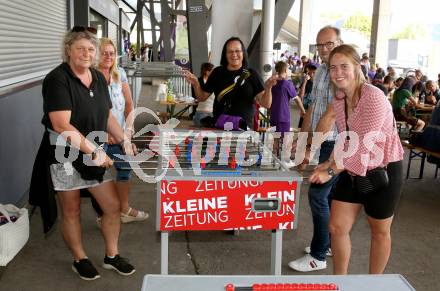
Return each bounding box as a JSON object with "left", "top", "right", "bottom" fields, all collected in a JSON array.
[
  {"left": 304, "top": 246, "right": 332, "bottom": 257},
  {"left": 288, "top": 254, "right": 327, "bottom": 272}
]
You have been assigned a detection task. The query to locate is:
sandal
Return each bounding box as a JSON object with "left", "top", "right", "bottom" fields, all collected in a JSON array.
[{"left": 120, "top": 207, "right": 149, "bottom": 223}]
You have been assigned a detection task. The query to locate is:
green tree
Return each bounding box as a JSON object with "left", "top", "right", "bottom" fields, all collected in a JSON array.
[
  {"left": 392, "top": 24, "right": 427, "bottom": 40},
  {"left": 342, "top": 13, "right": 372, "bottom": 37}
]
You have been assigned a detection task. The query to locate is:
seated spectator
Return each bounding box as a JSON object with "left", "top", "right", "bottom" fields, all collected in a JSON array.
[
  {"left": 415, "top": 69, "right": 424, "bottom": 83},
  {"left": 383, "top": 75, "right": 396, "bottom": 99},
  {"left": 412, "top": 81, "right": 425, "bottom": 103},
  {"left": 373, "top": 75, "right": 394, "bottom": 98},
  {"left": 423, "top": 80, "right": 440, "bottom": 105},
  {"left": 386, "top": 66, "right": 397, "bottom": 81},
  {"left": 394, "top": 77, "right": 403, "bottom": 88},
  {"left": 392, "top": 76, "right": 425, "bottom": 131},
  {"left": 415, "top": 101, "right": 440, "bottom": 153}
]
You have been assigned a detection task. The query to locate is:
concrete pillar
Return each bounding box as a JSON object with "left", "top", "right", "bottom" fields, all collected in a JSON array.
[
  {"left": 187, "top": 0, "right": 209, "bottom": 74},
  {"left": 298, "top": 0, "right": 313, "bottom": 58},
  {"left": 73, "top": 0, "right": 89, "bottom": 26},
  {"left": 369, "top": 0, "right": 391, "bottom": 68},
  {"left": 211, "top": 0, "right": 253, "bottom": 66},
  {"left": 260, "top": 0, "right": 275, "bottom": 81}
]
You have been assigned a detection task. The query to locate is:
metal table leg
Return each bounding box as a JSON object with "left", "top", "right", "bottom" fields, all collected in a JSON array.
[
  {"left": 270, "top": 229, "right": 282, "bottom": 275},
  {"left": 161, "top": 231, "right": 169, "bottom": 275}
]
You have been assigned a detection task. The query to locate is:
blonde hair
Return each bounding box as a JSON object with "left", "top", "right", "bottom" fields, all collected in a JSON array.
[
  {"left": 328, "top": 44, "right": 366, "bottom": 99},
  {"left": 62, "top": 30, "right": 99, "bottom": 65},
  {"left": 99, "top": 38, "right": 120, "bottom": 83}
]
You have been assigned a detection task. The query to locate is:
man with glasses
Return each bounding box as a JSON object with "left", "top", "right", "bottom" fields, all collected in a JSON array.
[{"left": 288, "top": 26, "right": 342, "bottom": 272}]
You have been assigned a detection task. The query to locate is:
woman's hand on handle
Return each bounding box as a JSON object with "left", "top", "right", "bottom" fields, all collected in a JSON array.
[
  {"left": 309, "top": 168, "right": 332, "bottom": 184},
  {"left": 92, "top": 149, "right": 113, "bottom": 168}
]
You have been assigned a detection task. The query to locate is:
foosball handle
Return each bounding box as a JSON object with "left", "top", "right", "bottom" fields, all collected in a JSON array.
[{"left": 225, "top": 283, "right": 234, "bottom": 291}]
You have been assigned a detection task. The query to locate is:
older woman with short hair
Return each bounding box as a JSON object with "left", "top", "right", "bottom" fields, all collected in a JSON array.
[{"left": 41, "top": 27, "right": 136, "bottom": 280}]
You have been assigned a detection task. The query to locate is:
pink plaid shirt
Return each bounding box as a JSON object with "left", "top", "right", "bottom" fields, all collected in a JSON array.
[{"left": 332, "top": 83, "right": 404, "bottom": 176}]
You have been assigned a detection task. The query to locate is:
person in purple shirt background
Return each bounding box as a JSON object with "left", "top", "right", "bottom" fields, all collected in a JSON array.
[{"left": 270, "top": 61, "right": 306, "bottom": 133}]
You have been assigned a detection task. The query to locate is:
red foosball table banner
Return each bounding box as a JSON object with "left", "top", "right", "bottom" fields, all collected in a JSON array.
[{"left": 159, "top": 180, "right": 297, "bottom": 231}]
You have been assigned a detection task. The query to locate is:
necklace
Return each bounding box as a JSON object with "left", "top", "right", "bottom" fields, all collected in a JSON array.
[{"left": 88, "top": 70, "right": 94, "bottom": 97}]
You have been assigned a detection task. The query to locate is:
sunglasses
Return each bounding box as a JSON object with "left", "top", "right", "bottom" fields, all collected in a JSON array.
[{"left": 70, "top": 26, "right": 97, "bottom": 34}]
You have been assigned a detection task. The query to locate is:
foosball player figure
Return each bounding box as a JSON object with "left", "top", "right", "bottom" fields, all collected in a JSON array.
[
  {"left": 229, "top": 157, "right": 237, "bottom": 169},
  {"left": 200, "top": 158, "right": 206, "bottom": 169}
]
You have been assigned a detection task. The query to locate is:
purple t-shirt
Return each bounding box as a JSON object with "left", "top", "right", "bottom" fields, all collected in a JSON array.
[{"left": 270, "top": 79, "right": 296, "bottom": 123}]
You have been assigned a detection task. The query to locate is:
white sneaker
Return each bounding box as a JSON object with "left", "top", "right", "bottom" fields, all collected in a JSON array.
[
  {"left": 304, "top": 246, "right": 333, "bottom": 257},
  {"left": 281, "top": 160, "right": 296, "bottom": 169},
  {"left": 288, "top": 254, "right": 327, "bottom": 272}
]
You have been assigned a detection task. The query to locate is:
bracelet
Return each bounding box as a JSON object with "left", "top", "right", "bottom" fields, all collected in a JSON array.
[
  {"left": 91, "top": 145, "right": 104, "bottom": 160},
  {"left": 125, "top": 128, "right": 135, "bottom": 134},
  {"left": 119, "top": 140, "right": 131, "bottom": 154}
]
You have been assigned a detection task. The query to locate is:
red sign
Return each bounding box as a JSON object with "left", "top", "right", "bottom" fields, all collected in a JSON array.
[{"left": 159, "top": 180, "right": 297, "bottom": 231}]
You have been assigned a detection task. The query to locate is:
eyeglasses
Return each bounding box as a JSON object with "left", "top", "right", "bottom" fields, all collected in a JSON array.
[
  {"left": 102, "top": 51, "right": 115, "bottom": 57},
  {"left": 227, "top": 49, "right": 243, "bottom": 55},
  {"left": 71, "top": 26, "right": 97, "bottom": 35},
  {"left": 315, "top": 41, "right": 336, "bottom": 50}
]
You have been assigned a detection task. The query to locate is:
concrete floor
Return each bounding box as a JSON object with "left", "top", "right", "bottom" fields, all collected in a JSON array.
[{"left": 1, "top": 95, "right": 439, "bottom": 290}]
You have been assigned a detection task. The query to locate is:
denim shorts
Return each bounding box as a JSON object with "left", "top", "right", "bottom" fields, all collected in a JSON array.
[{"left": 104, "top": 144, "right": 132, "bottom": 181}]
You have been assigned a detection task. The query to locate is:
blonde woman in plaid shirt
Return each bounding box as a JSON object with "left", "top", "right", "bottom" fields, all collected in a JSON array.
[{"left": 309, "top": 44, "right": 404, "bottom": 274}]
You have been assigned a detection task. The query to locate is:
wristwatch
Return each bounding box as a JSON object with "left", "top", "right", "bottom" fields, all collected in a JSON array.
[{"left": 327, "top": 167, "right": 335, "bottom": 177}]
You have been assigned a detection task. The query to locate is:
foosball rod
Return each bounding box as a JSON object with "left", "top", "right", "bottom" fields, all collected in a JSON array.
[{"left": 225, "top": 283, "right": 339, "bottom": 291}]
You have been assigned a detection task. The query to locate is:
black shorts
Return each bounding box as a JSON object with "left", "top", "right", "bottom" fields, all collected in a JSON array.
[
  {"left": 333, "top": 160, "right": 403, "bottom": 219},
  {"left": 394, "top": 108, "right": 418, "bottom": 127}
]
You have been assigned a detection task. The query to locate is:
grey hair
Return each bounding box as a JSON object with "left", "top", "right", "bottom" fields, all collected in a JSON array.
[
  {"left": 62, "top": 30, "right": 99, "bottom": 65},
  {"left": 317, "top": 25, "right": 342, "bottom": 41}
]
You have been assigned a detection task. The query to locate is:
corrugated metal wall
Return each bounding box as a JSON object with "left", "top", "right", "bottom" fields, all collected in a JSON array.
[{"left": 0, "top": 0, "right": 67, "bottom": 87}]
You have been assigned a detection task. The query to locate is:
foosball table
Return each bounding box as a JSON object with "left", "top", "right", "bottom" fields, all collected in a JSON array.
[{"left": 150, "top": 128, "right": 303, "bottom": 275}]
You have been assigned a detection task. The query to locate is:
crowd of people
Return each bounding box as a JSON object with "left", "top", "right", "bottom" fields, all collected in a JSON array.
[{"left": 29, "top": 22, "right": 440, "bottom": 282}]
